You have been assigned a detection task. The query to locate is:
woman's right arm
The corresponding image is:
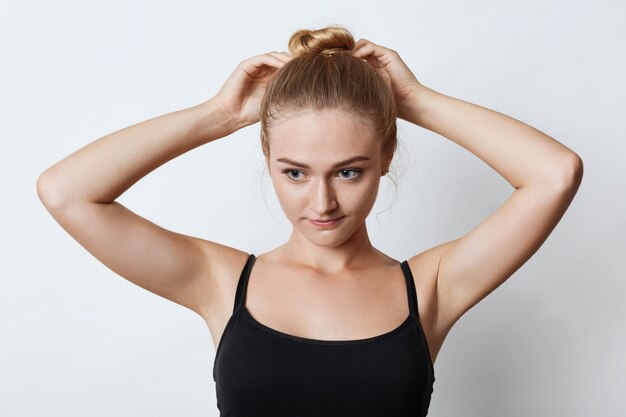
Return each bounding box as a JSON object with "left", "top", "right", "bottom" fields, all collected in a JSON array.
[
  {"left": 36, "top": 51, "right": 291, "bottom": 321},
  {"left": 36, "top": 98, "right": 246, "bottom": 320}
]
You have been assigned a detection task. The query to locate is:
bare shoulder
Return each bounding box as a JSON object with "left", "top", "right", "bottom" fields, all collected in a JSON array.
[
  {"left": 194, "top": 240, "right": 251, "bottom": 321},
  {"left": 407, "top": 238, "right": 461, "bottom": 362}
]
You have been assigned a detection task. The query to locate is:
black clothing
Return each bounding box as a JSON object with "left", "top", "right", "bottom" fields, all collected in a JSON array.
[{"left": 213, "top": 253, "right": 435, "bottom": 416}]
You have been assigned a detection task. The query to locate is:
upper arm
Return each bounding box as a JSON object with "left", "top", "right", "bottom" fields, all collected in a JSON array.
[
  {"left": 427, "top": 161, "right": 583, "bottom": 331},
  {"left": 37, "top": 183, "right": 245, "bottom": 319}
]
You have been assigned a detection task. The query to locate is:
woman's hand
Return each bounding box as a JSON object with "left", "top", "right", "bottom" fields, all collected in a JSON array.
[
  {"left": 351, "top": 38, "right": 423, "bottom": 121},
  {"left": 213, "top": 51, "right": 292, "bottom": 131}
]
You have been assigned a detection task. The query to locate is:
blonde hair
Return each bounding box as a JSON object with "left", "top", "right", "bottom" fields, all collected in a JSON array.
[{"left": 259, "top": 25, "right": 398, "bottom": 176}]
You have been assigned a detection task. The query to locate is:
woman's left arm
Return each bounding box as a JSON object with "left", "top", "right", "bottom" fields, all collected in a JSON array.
[
  {"left": 402, "top": 84, "right": 583, "bottom": 188},
  {"left": 403, "top": 84, "right": 584, "bottom": 331}
]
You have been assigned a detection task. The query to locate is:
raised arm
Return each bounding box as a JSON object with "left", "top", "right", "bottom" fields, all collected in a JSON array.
[
  {"left": 36, "top": 98, "right": 243, "bottom": 318},
  {"left": 351, "top": 38, "right": 583, "bottom": 347},
  {"left": 37, "top": 48, "right": 293, "bottom": 327},
  {"left": 402, "top": 84, "right": 582, "bottom": 189},
  {"left": 404, "top": 83, "right": 583, "bottom": 338},
  {"left": 36, "top": 51, "right": 291, "bottom": 323}
]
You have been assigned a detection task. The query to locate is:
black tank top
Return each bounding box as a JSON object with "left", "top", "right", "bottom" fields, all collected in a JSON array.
[{"left": 213, "top": 254, "right": 435, "bottom": 416}]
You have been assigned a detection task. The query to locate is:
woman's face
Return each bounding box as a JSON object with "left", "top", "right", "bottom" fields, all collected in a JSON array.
[{"left": 266, "top": 109, "right": 386, "bottom": 247}]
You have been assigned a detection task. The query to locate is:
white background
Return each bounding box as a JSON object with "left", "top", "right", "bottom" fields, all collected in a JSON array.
[{"left": 1, "top": 0, "right": 624, "bottom": 416}]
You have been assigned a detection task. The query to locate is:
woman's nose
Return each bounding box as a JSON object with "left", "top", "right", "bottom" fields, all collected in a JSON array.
[{"left": 310, "top": 179, "right": 338, "bottom": 213}]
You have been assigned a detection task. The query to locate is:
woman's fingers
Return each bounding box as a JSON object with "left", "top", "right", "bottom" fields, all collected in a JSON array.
[
  {"left": 239, "top": 52, "right": 290, "bottom": 77},
  {"left": 352, "top": 38, "right": 380, "bottom": 58},
  {"left": 267, "top": 51, "right": 292, "bottom": 63},
  {"left": 243, "top": 53, "right": 285, "bottom": 69},
  {"left": 352, "top": 39, "right": 397, "bottom": 70},
  {"left": 352, "top": 37, "right": 371, "bottom": 55},
  {"left": 353, "top": 41, "right": 394, "bottom": 62}
]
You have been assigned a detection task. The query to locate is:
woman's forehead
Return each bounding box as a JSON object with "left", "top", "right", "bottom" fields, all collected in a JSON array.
[{"left": 269, "top": 111, "right": 379, "bottom": 151}]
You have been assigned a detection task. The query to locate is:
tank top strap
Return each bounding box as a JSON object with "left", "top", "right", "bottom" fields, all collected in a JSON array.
[
  {"left": 233, "top": 253, "right": 256, "bottom": 312},
  {"left": 400, "top": 260, "right": 419, "bottom": 320}
]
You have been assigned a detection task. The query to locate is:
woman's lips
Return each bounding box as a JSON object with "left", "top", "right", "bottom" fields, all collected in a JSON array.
[{"left": 309, "top": 216, "right": 345, "bottom": 228}]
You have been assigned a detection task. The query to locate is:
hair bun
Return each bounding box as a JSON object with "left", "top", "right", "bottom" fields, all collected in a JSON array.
[{"left": 287, "top": 25, "right": 356, "bottom": 58}]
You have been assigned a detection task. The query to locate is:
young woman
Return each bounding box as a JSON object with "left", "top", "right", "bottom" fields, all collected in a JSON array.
[{"left": 37, "top": 25, "right": 583, "bottom": 417}]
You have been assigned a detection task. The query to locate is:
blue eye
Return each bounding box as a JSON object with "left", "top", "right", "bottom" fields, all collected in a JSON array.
[
  {"left": 284, "top": 169, "right": 304, "bottom": 180},
  {"left": 338, "top": 169, "right": 361, "bottom": 179},
  {"left": 282, "top": 169, "right": 362, "bottom": 182}
]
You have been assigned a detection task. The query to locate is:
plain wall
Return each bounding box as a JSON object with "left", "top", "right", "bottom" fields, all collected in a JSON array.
[{"left": 1, "top": 0, "right": 624, "bottom": 416}]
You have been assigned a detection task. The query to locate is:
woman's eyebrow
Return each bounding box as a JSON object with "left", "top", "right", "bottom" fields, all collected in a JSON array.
[{"left": 276, "top": 156, "right": 371, "bottom": 169}]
